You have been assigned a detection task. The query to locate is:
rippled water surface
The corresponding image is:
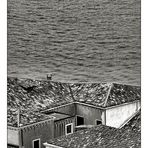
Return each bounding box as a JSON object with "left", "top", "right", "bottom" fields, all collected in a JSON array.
[{"left": 8, "top": 0, "right": 141, "bottom": 85}]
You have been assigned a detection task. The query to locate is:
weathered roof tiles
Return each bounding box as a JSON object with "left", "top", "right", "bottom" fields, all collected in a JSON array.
[
  {"left": 47, "top": 111, "right": 141, "bottom": 148},
  {"left": 106, "top": 83, "right": 141, "bottom": 107},
  {"left": 7, "top": 77, "right": 141, "bottom": 127}
]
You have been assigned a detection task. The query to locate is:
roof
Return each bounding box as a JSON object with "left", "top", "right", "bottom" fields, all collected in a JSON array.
[
  {"left": 46, "top": 112, "right": 71, "bottom": 121},
  {"left": 7, "top": 77, "right": 141, "bottom": 127},
  {"left": 70, "top": 83, "right": 140, "bottom": 107},
  {"left": 106, "top": 83, "right": 141, "bottom": 107},
  {"left": 46, "top": 111, "right": 141, "bottom": 148},
  {"left": 121, "top": 110, "right": 141, "bottom": 133},
  {"left": 7, "top": 77, "right": 73, "bottom": 127},
  {"left": 7, "top": 109, "right": 53, "bottom": 127},
  {"left": 69, "top": 83, "right": 111, "bottom": 107}
]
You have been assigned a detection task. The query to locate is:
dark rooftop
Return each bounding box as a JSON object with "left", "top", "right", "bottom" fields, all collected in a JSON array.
[
  {"left": 46, "top": 111, "right": 141, "bottom": 148},
  {"left": 7, "top": 77, "right": 141, "bottom": 127}
]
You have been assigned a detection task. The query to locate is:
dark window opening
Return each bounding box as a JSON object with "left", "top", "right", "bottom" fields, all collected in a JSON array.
[
  {"left": 33, "top": 139, "right": 40, "bottom": 148},
  {"left": 77, "top": 116, "right": 84, "bottom": 126},
  {"left": 96, "top": 120, "right": 102, "bottom": 125}
]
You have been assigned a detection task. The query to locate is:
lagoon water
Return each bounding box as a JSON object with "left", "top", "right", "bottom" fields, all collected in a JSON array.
[{"left": 8, "top": 0, "right": 140, "bottom": 85}]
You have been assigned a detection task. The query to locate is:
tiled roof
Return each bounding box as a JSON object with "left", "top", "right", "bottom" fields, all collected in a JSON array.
[
  {"left": 47, "top": 111, "right": 141, "bottom": 148},
  {"left": 46, "top": 112, "right": 71, "bottom": 121},
  {"left": 69, "top": 83, "right": 111, "bottom": 107},
  {"left": 106, "top": 83, "right": 141, "bottom": 107},
  {"left": 70, "top": 83, "right": 140, "bottom": 107},
  {"left": 7, "top": 109, "right": 53, "bottom": 127},
  {"left": 121, "top": 110, "right": 141, "bottom": 133},
  {"left": 7, "top": 77, "right": 141, "bottom": 127},
  {"left": 7, "top": 77, "right": 73, "bottom": 127}
]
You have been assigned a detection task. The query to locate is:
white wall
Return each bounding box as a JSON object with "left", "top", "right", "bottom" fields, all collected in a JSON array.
[
  {"left": 105, "top": 101, "right": 140, "bottom": 128},
  {"left": 8, "top": 127, "right": 19, "bottom": 146}
]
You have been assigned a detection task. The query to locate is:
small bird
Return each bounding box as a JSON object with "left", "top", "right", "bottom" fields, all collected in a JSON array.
[{"left": 47, "top": 73, "right": 54, "bottom": 81}]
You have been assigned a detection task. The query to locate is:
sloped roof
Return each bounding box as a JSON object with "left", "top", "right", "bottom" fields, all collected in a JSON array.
[
  {"left": 121, "top": 110, "right": 141, "bottom": 133},
  {"left": 7, "top": 109, "right": 53, "bottom": 127},
  {"left": 47, "top": 111, "right": 141, "bottom": 148},
  {"left": 70, "top": 83, "right": 141, "bottom": 107},
  {"left": 69, "top": 83, "right": 111, "bottom": 107},
  {"left": 7, "top": 77, "right": 141, "bottom": 127},
  {"left": 7, "top": 77, "right": 73, "bottom": 127},
  {"left": 106, "top": 83, "right": 141, "bottom": 107},
  {"left": 45, "top": 112, "right": 71, "bottom": 121}
]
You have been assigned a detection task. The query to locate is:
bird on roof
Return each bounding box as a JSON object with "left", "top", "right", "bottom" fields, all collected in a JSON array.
[{"left": 47, "top": 73, "right": 55, "bottom": 81}]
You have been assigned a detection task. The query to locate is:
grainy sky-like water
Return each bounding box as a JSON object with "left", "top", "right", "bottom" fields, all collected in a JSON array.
[{"left": 8, "top": 0, "right": 141, "bottom": 85}]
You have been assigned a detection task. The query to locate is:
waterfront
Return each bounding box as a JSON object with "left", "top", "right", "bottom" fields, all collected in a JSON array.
[{"left": 8, "top": 0, "right": 140, "bottom": 85}]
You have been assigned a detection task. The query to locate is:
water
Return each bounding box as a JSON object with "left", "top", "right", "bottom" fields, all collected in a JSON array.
[{"left": 7, "top": 0, "right": 141, "bottom": 85}]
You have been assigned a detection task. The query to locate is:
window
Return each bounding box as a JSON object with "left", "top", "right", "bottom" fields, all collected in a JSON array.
[
  {"left": 96, "top": 120, "right": 102, "bottom": 125},
  {"left": 32, "top": 139, "right": 40, "bottom": 148},
  {"left": 65, "top": 123, "right": 73, "bottom": 135},
  {"left": 76, "top": 116, "right": 84, "bottom": 126}
]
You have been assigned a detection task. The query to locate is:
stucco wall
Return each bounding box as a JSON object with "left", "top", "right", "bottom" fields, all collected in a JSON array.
[
  {"left": 43, "top": 103, "right": 75, "bottom": 116},
  {"left": 54, "top": 117, "right": 75, "bottom": 138},
  {"left": 8, "top": 127, "right": 19, "bottom": 146},
  {"left": 76, "top": 103, "right": 103, "bottom": 125},
  {"left": 21, "top": 120, "right": 54, "bottom": 148},
  {"left": 105, "top": 101, "right": 141, "bottom": 128}
]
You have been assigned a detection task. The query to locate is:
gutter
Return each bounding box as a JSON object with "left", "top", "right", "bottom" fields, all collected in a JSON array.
[
  {"left": 41, "top": 102, "right": 75, "bottom": 113},
  {"left": 43, "top": 142, "right": 63, "bottom": 148}
]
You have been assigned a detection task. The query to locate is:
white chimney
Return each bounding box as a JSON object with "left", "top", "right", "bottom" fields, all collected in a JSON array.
[{"left": 17, "top": 109, "right": 20, "bottom": 127}]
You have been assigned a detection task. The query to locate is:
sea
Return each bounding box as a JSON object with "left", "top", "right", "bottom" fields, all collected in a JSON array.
[{"left": 7, "top": 0, "right": 141, "bottom": 85}]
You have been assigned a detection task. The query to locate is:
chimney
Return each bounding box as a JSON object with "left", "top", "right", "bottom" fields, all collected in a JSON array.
[{"left": 17, "top": 109, "right": 20, "bottom": 127}]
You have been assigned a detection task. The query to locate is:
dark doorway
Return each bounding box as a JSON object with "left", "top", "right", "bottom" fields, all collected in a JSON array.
[
  {"left": 33, "top": 139, "right": 40, "bottom": 148},
  {"left": 76, "top": 116, "right": 84, "bottom": 126},
  {"left": 96, "top": 120, "right": 102, "bottom": 125}
]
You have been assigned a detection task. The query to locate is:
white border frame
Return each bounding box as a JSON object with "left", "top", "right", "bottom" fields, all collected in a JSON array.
[
  {"left": 76, "top": 115, "right": 85, "bottom": 126},
  {"left": 32, "top": 138, "right": 41, "bottom": 148},
  {"left": 65, "top": 123, "right": 73, "bottom": 135}
]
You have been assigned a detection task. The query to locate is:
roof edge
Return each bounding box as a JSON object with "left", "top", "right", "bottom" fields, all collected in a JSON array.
[{"left": 103, "top": 83, "right": 113, "bottom": 107}]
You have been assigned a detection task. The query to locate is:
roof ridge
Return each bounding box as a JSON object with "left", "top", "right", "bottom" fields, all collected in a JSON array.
[
  {"left": 68, "top": 84, "right": 75, "bottom": 102},
  {"left": 103, "top": 83, "right": 113, "bottom": 107}
]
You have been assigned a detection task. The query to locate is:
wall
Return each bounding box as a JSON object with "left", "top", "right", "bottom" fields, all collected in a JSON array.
[
  {"left": 54, "top": 117, "right": 75, "bottom": 138},
  {"left": 105, "top": 101, "right": 141, "bottom": 128},
  {"left": 8, "top": 127, "right": 19, "bottom": 146},
  {"left": 75, "top": 103, "right": 103, "bottom": 125},
  {"left": 43, "top": 103, "right": 75, "bottom": 116},
  {"left": 21, "top": 120, "right": 54, "bottom": 148}
]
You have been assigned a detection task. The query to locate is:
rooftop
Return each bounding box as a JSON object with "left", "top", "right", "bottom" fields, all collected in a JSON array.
[
  {"left": 45, "top": 112, "right": 71, "bottom": 121},
  {"left": 7, "top": 109, "right": 53, "bottom": 127},
  {"left": 46, "top": 111, "right": 141, "bottom": 148},
  {"left": 7, "top": 77, "right": 141, "bottom": 127}
]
